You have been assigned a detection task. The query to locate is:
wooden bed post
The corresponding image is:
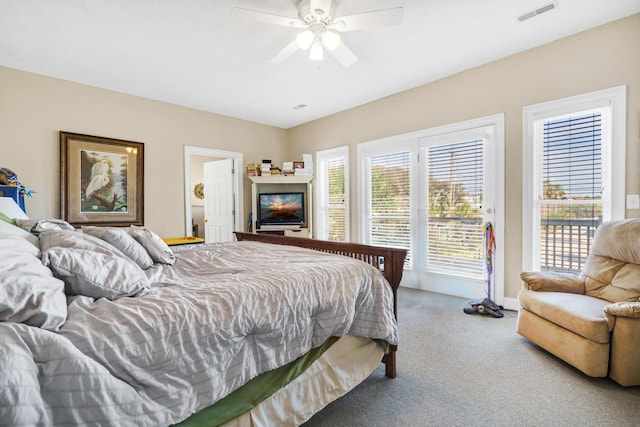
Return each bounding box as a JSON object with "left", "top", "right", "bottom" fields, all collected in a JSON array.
[{"left": 234, "top": 232, "right": 407, "bottom": 378}]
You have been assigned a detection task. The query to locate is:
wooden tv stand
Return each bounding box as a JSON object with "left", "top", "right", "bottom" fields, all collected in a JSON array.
[
  {"left": 248, "top": 175, "right": 313, "bottom": 238},
  {"left": 256, "top": 227, "right": 311, "bottom": 238}
]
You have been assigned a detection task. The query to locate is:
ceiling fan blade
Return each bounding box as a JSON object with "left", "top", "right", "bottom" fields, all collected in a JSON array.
[
  {"left": 269, "top": 39, "right": 300, "bottom": 64},
  {"left": 328, "top": 42, "right": 358, "bottom": 67},
  {"left": 232, "top": 7, "right": 305, "bottom": 28},
  {"left": 331, "top": 7, "right": 404, "bottom": 32}
]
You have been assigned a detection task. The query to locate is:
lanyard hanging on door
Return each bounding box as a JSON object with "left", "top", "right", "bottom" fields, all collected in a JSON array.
[{"left": 483, "top": 222, "right": 496, "bottom": 300}]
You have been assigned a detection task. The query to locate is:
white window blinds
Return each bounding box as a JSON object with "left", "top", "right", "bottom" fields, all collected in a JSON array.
[
  {"left": 366, "top": 151, "right": 412, "bottom": 268},
  {"left": 317, "top": 147, "right": 348, "bottom": 241},
  {"left": 326, "top": 158, "right": 347, "bottom": 241},
  {"left": 425, "top": 140, "right": 485, "bottom": 278},
  {"left": 523, "top": 86, "right": 626, "bottom": 274},
  {"left": 538, "top": 111, "right": 606, "bottom": 200},
  {"left": 534, "top": 109, "right": 608, "bottom": 273}
]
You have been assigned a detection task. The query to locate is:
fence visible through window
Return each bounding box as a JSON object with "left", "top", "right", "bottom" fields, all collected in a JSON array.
[
  {"left": 540, "top": 218, "right": 601, "bottom": 273},
  {"left": 426, "top": 217, "right": 484, "bottom": 278}
]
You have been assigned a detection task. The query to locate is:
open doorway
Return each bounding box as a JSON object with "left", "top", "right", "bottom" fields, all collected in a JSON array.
[{"left": 183, "top": 146, "right": 244, "bottom": 240}]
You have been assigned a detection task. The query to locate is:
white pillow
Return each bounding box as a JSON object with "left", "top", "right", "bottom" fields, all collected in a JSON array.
[
  {"left": 82, "top": 226, "right": 154, "bottom": 270},
  {"left": 40, "top": 230, "right": 150, "bottom": 300},
  {"left": 129, "top": 225, "right": 176, "bottom": 265},
  {"left": 0, "top": 234, "right": 67, "bottom": 330}
]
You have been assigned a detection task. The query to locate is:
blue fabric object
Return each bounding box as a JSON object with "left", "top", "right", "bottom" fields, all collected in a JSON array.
[{"left": 0, "top": 186, "right": 26, "bottom": 213}]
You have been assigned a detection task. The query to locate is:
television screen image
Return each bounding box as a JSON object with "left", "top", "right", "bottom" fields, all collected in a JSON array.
[{"left": 258, "top": 192, "right": 305, "bottom": 225}]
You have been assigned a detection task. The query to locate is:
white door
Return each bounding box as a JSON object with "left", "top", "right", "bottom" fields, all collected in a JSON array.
[
  {"left": 204, "top": 159, "right": 235, "bottom": 242},
  {"left": 418, "top": 125, "right": 499, "bottom": 300},
  {"left": 359, "top": 116, "right": 504, "bottom": 302}
]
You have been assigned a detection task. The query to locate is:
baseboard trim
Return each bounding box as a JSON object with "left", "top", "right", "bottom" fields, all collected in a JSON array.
[{"left": 503, "top": 296, "right": 519, "bottom": 311}]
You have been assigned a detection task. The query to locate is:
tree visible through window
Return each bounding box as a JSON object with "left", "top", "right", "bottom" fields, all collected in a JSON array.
[
  {"left": 537, "top": 112, "right": 604, "bottom": 273},
  {"left": 524, "top": 87, "right": 626, "bottom": 275},
  {"left": 367, "top": 152, "right": 411, "bottom": 268},
  {"left": 360, "top": 115, "right": 504, "bottom": 294},
  {"left": 326, "top": 158, "right": 347, "bottom": 241},
  {"left": 317, "top": 147, "right": 348, "bottom": 241},
  {"left": 425, "top": 139, "right": 484, "bottom": 277}
]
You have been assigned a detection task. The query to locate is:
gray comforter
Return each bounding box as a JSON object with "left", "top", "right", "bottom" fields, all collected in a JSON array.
[{"left": 0, "top": 241, "right": 397, "bottom": 426}]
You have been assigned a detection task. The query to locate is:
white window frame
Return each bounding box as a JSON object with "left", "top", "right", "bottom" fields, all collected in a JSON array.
[
  {"left": 357, "top": 136, "right": 417, "bottom": 250},
  {"left": 419, "top": 127, "right": 493, "bottom": 280},
  {"left": 316, "top": 145, "right": 350, "bottom": 241},
  {"left": 522, "top": 86, "right": 626, "bottom": 272},
  {"left": 357, "top": 114, "right": 504, "bottom": 293}
]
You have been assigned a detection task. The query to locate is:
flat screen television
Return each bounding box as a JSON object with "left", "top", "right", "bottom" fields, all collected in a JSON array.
[{"left": 258, "top": 192, "right": 305, "bottom": 226}]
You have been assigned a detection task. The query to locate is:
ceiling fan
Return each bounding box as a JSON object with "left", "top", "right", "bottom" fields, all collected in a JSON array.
[{"left": 232, "top": 0, "right": 404, "bottom": 67}]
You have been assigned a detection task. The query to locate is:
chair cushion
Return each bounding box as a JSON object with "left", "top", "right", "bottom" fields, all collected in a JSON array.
[
  {"left": 518, "top": 290, "right": 610, "bottom": 344},
  {"left": 585, "top": 260, "right": 640, "bottom": 303},
  {"left": 583, "top": 219, "right": 640, "bottom": 303}
]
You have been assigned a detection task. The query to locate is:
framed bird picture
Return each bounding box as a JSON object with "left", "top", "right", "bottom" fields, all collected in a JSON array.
[{"left": 60, "top": 132, "right": 144, "bottom": 227}]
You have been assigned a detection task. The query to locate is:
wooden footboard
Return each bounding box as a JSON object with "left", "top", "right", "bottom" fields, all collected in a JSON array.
[{"left": 234, "top": 232, "right": 407, "bottom": 378}]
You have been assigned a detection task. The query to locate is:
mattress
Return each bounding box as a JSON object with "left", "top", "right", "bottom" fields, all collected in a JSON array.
[{"left": 220, "top": 335, "right": 384, "bottom": 427}]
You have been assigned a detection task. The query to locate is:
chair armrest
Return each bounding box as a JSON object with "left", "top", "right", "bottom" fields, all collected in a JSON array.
[
  {"left": 604, "top": 302, "right": 640, "bottom": 332},
  {"left": 520, "top": 271, "right": 585, "bottom": 294},
  {"left": 604, "top": 302, "right": 640, "bottom": 319}
]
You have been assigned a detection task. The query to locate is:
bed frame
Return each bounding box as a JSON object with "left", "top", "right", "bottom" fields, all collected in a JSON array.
[{"left": 234, "top": 232, "right": 407, "bottom": 378}]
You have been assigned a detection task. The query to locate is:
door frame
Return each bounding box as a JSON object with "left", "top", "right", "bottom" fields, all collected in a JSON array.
[
  {"left": 417, "top": 119, "right": 502, "bottom": 301},
  {"left": 357, "top": 114, "right": 505, "bottom": 303},
  {"left": 418, "top": 114, "right": 504, "bottom": 303},
  {"left": 183, "top": 146, "right": 244, "bottom": 237}
]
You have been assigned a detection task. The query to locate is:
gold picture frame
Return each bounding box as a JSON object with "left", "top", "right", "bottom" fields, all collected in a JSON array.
[{"left": 60, "top": 132, "right": 144, "bottom": 227}]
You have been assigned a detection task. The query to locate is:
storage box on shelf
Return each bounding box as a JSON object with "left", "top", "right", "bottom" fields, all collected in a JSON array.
[{"left": 0, "top": 185, "right": 26, "bottom": 213}]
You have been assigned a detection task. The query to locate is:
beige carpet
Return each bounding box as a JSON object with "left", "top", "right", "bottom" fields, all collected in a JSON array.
[{"left": 303, "top": 288, "right": 640, "bottom": 426}]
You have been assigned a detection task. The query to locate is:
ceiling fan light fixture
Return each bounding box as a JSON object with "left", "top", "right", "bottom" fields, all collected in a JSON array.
[
  {"left": 309, "top": 39, "right": 324, "bottom": 61},
  {"left": 296, "top": 30, "right": 314, "bottom": 50},
  {"left": 321, "top": 30, "right": 340, "bottom": 51},
  {"left": 239, "top": 1, "right": 403, "bottom": 67}
]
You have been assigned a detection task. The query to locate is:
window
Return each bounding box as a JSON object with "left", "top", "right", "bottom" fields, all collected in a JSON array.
[
  {"left": 316, "top": 146, "right": 349, "bottom": 241},
  {"left": 362, "top": 150, "right": 412, "bottom": 269},
  {"left": 416, "top": 117, "right": 503, "bottom": 299},
  {"left": 523, "top": 86, "right": 626, "bottom": 273},
  {"left": 425, "top": 138, "right": 485, "bottom": 278},
  {"left": 358, "top": 114, "right": 504, "bottom": 297}
]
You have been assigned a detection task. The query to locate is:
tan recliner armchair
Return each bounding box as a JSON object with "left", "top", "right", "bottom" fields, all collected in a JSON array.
[{"left": 517, "top": 219, "right": 640, "bottom": 386}]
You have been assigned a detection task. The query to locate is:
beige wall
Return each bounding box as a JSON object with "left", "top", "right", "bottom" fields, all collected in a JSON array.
[
  {"left": 1, "top": 15, "right": 637, "bottom": 300},
  {"left": 0, "top": 66, "right": 287, "bottom": 237},
  {"left": 287, "top": 14, "right": 640, "bottom": 299}
]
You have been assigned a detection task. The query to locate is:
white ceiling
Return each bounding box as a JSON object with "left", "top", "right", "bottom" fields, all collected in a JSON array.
[{"left": 1, "top": 0, "right": 639, "bottom": 129}]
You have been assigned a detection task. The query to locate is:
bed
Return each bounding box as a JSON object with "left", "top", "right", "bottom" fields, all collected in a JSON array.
[{"left": 0, "top": 220, "right": 406, "bottom": 426}]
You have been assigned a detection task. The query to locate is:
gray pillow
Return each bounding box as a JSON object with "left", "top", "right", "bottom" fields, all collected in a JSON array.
[
  {"left": 82, "top": 226, "right": 154, "bottom": 269},
  {"left": 0, "top": 234, "right": 67, "bottom": 330},
  {"left": 15, "top": 218, "right": 75, "bottom": 234},
  {"left": 0, "top": 218, "right": 40, "bottom": 248},
  {"left": 40, "top": 230, "right": 150, "bottom": 300},
  {"left": 129, "top": 225, "right": 176, "bottom": 265}
]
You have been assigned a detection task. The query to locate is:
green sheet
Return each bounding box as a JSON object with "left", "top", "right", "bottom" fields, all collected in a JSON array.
[
  {"left": 175, "top": 336, "right": 341, "bottom": 427},
  {"left": 0, "top": 212, "right": 13, "bottom": 223}
]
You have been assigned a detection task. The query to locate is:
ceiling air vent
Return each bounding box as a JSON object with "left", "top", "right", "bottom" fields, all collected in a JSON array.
[
  {"left": 516, "top": 1, "right": 558, "bottom": 22},
  {"left": 292, "top": 104, "right": 307, "bottom": 110}
]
